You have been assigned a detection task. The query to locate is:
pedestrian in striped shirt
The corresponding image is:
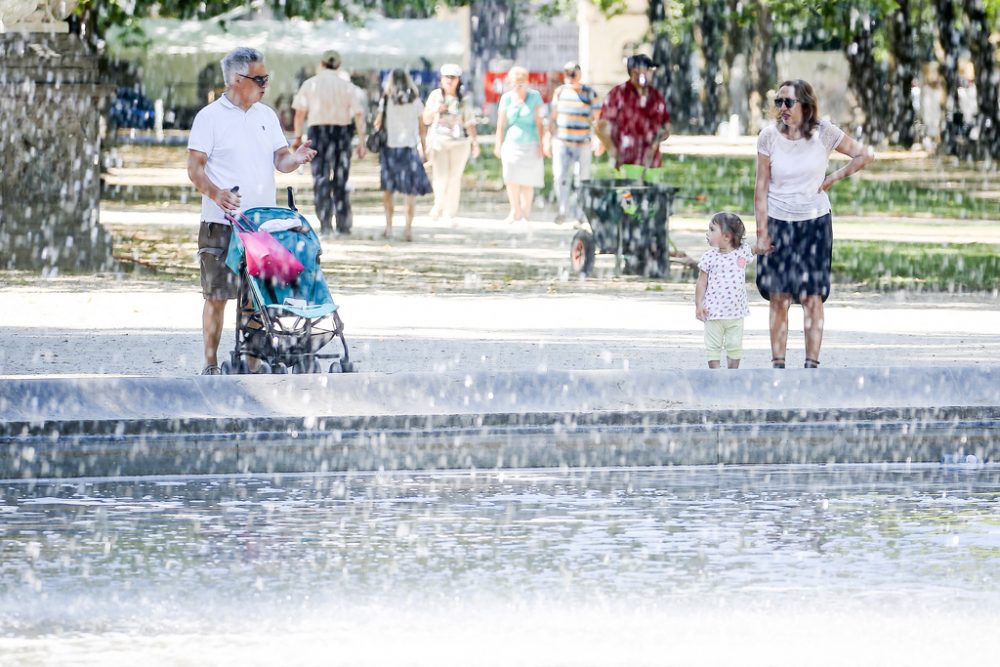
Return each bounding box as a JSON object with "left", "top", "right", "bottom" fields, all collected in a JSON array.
[{"left": 543, "top": 62, "right": 603, "bottom": 223}]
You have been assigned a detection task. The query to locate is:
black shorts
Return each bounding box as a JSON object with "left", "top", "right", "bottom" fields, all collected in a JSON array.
[
  {"left": 756, "top": 213, "right": 833, "bottom": 303},
  {"left": 198, "top": 222, "right": 239, "bottom": 300}
]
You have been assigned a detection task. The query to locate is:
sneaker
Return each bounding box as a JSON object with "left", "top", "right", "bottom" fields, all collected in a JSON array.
[{"left": 201, "top": 365, "right": 222, "bottom": 375}]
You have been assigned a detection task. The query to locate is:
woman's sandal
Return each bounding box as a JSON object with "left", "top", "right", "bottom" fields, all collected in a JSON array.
[
  {"left": 771, "top": 357, "right": 785, "bottom": 369},
  {"left": 804, "top": 358, "right": 821, "bottom": 369}
]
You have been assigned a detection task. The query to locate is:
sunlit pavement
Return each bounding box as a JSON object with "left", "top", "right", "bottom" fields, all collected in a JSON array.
[
  {"left": 2, "top": 207, "right": 1000, "bottom": 377},
  {"left": 3, "top": 285, "right": 1000, "bottom": 378}
]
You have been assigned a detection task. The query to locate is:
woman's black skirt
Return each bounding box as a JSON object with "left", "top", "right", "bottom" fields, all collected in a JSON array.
[
  {"left": 756, "top": 212, "right": 833, "bottom": 303},
  {"left": 379, "top": 146, "right": 432, "bottom": 196}
]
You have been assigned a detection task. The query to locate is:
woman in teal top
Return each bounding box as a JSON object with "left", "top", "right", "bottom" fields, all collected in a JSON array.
[{"left": 494, "top": 65, "right": 545, "bottom": 223}]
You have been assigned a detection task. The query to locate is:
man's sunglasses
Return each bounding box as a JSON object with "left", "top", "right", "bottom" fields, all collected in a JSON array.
[
  {"left": 239, "top": 73, "right": 271, "bottom": 88},
  {"left": 774, "top": 97, "right": 799, "bottom": 109}
]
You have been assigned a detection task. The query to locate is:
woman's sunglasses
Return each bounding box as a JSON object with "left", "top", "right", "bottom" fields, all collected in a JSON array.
[
  {"left": 239, "top": 73, "right": 271, "bottom": 88},
  {"left": 774, "top": 97, "right": 799, "bottom": 109}
]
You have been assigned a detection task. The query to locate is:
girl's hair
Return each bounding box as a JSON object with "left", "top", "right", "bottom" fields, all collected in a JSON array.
[
  {"left": 385, "top": 68, "right": 419, "bottom": 104},
  {"left": 775, "top": 79, "right": 820, "bottom": 139},
  {"left": 711, "top": 212, "right": 745, "bottom": 247},
  {"left": 507, "top": 65, "right": 529, "bottom": 86}
]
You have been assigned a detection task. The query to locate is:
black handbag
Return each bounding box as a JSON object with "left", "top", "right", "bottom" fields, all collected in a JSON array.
[{"left": 366, "top": 95, "right": 388, "bottom": 153}]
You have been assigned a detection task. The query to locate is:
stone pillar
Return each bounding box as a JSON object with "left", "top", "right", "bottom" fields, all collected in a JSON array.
[{"left": 1, "top": 15, "right": 114, "bottom": 273}]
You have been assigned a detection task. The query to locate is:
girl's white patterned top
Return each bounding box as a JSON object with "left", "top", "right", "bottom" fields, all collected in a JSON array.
[{"left": 698, "top": 243, "right": 754, "bottom": 320}]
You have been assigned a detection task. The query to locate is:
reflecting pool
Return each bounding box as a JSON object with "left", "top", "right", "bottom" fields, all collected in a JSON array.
[{"left": 1, "top": 464, "right": 998, "bottom": 666}]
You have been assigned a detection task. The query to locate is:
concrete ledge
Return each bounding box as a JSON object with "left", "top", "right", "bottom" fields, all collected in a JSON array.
[{"left": 1, "top": 367, "right": 998, "bottom": 477}]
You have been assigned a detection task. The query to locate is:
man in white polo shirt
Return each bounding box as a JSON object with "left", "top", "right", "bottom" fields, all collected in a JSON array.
[
  {"left": 291, "top": 50, "right": 367, "bottom": 236},
  {"left": 187, "top": 46, "right": 317, "bottom": 376}
]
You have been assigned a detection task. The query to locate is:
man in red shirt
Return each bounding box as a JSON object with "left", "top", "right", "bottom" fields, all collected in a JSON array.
[{"left": 596, "top": 54, "right": 672, "bottom": 167}]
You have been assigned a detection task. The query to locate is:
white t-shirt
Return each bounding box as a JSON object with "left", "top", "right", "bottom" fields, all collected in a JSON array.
[
  {"left": 384, "top": 98, "right": 424, "bottom": 148},
  {"left": 188, "top": 95, "right": 288, "bottom": 224},
  {"left": 757, "top": 120, "right": 845, "bottom": 222},
  {"left": 697, "top": 243, "right": 755, "bottom": 320}
]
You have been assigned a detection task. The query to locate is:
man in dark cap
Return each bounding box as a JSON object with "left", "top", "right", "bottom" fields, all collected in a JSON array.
[
  {"left": 292, "top": 50, "right": 367, "bottom": 236},
  {"left": 595, "top": 54, "right": 671, "bottom": 168}
]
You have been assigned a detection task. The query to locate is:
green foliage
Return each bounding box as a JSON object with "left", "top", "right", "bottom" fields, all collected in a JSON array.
[
  {"left": 78, "top": 0, "right": 470, "bottom": 37},
  {"left": 833, "top": 241, "right": 1000, "bottom": 291}
]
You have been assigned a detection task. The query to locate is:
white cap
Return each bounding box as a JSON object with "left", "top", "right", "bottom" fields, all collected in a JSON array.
[{"left": 439, "top": 63, "right": 462, "bottom": 77}]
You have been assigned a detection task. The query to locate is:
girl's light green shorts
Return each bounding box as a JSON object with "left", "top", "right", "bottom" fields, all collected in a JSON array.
[{"left": 704, "top": 318, "right": 745, "bottom": 361}]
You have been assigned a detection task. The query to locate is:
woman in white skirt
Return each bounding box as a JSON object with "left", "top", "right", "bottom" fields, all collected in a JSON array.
[{"left": 494, "top": 66, "right": 545, "bottom": 223}]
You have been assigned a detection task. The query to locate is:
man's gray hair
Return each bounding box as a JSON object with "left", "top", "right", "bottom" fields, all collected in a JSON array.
[{"left": 221, "top": 47, "right": 265, "bottom": 86}]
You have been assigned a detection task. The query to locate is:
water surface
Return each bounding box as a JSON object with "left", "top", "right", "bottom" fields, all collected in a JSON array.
[{"left": 1, "top": 464, "right": 998, "bottom": 665}]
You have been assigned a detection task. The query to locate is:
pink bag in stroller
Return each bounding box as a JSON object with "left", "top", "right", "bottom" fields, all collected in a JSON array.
[{"left": 229, "top": 211, "right": 304, "bottom": 284}]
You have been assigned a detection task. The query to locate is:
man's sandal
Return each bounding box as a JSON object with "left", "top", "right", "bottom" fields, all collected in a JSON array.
[
  {"left": 804, "top": 358, "right": 821, "bottom": 369},
  {"left": 771, "top": 357, "right": 786, "bottom": 369}
]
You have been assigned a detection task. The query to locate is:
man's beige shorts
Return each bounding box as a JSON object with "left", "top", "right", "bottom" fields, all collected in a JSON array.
[
  {"left": 198, "top": 222, "right": 239, "bottom": 301},
  {"left": 704, "top": 318, "right": 745, "bottom": 361}
]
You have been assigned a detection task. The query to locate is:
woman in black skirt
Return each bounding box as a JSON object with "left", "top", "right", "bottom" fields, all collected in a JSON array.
[
  {"left": 754, "top": 79, "right": 874, "bottom": 368},
  {"left": 374, "top": 69, "right": 433, "bottom": 241}
]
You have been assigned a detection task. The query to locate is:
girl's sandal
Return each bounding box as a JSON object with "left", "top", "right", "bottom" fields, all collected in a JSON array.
[
  {"left": 771, "top": 357, "right": 785, "bottom": 369},
  {"left": 804, "top": 358, "right": 821, "bottom": 369}
]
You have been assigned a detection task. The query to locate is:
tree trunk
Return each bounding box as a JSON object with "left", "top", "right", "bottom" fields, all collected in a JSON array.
[
  {"left": 962, "top": 0, "right": 1000, "bottom": 159},
  {"left": 699, "top": 1, "right": 723, "bottom": 134},
  {"left": 470, "top": 0, "right": 517, "bottom": 108},
  {"left": 845, "top": 9, "right": 887, "bottom": 144},
  {"left": 747, "top": 1, "right": 775, "bottom": 134},
  {"left": 649, "top": 0, "right": 674, "bottom": 122},
  {"left": 721, "top": 0, "right": 747, "bottom": 133},
  {"left": 649, "top": 0, "right": 697, "bottom": 134},
  {"left": 933, "top": 0, "right": 964, "bottom": 156},
  {"left": 888, "top": 0, "right": 918, "bottom": 148},
  {"left": 671, "top": 33, "right": 699, "bottom": 132}
]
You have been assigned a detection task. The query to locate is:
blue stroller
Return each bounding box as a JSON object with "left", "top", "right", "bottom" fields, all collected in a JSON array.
[{"left": 221, "top": 189, "right": 353, "bottom": 374}]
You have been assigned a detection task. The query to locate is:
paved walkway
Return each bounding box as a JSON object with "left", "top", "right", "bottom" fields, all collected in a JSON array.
[{"left": 4, "top": 208, "right": 1000, "bottom": 378}]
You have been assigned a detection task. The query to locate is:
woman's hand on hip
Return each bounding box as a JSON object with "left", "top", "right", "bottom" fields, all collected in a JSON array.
[{"left": 819, "top": 174, "right": 836, "bottom": 192}]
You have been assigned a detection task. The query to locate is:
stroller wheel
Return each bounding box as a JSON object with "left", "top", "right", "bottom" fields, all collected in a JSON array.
[
  {"left": 222, "top": 359, "right": 249, "bottom": 375},
  {"left": 292, "top": 360, "right": 319, "bottom": 374},
  {"left": 570, "top": 230, "right": 596, "bottom": 276},
  {"left": 328, "top": 360, "right": 356, "bottom": 374}
]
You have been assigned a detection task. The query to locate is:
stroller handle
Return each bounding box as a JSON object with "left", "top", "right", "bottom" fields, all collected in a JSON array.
[{"left": 222, "top": 186, "right": 257, "bottom": 233}]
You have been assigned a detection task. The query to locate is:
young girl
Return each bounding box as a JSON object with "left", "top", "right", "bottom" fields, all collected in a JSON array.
[{"left": 695, "top": 212, "right": 757, "bottom": 369}]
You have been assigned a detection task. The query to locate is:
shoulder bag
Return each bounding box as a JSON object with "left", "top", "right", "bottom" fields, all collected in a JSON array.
[{"left": 366, "top": 95, "right": 388, "bottom": 153}]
